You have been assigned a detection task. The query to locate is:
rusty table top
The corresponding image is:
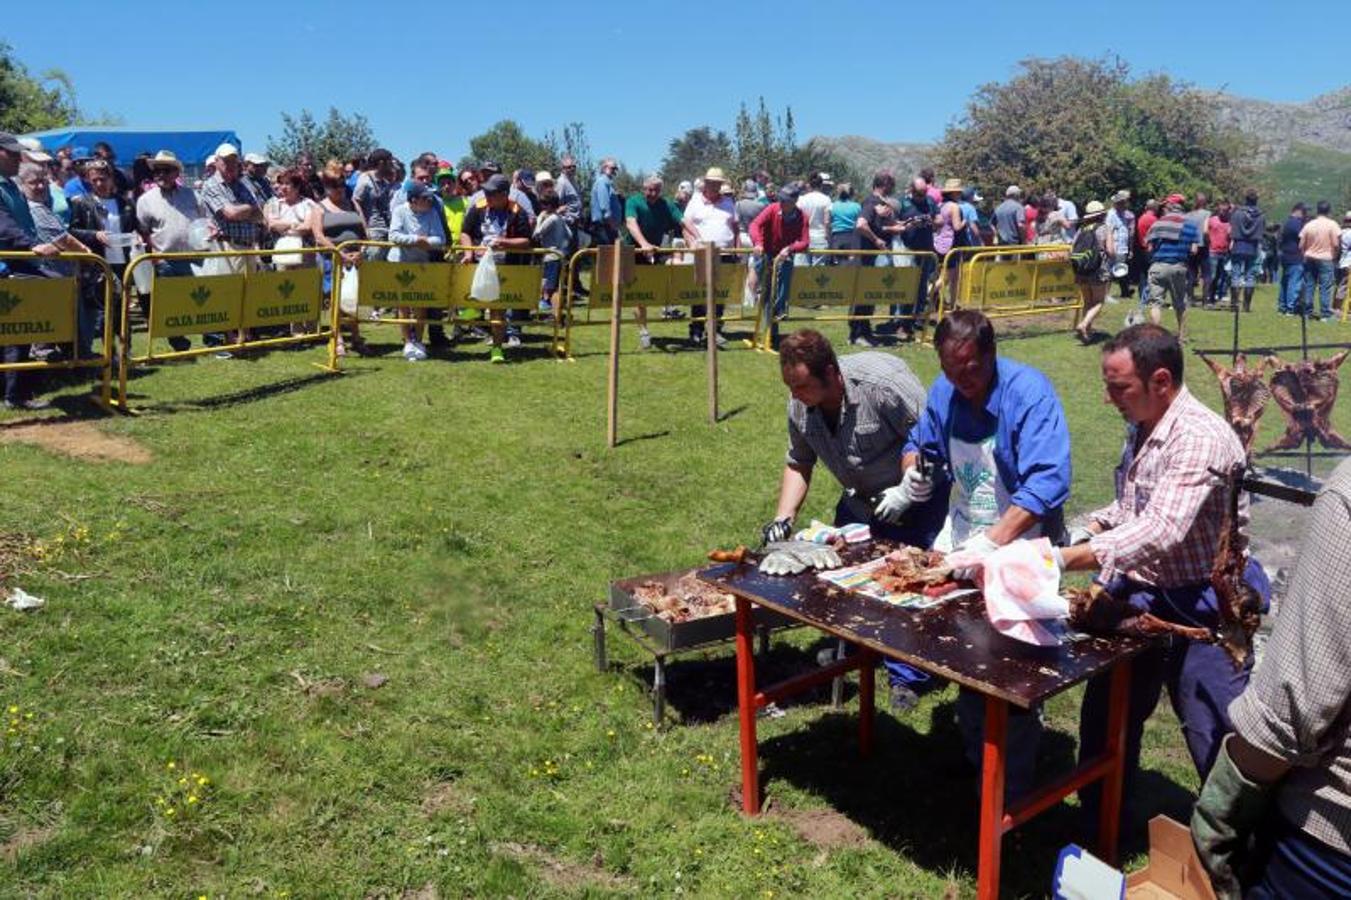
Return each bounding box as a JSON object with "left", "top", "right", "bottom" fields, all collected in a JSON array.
[{"left": 699, "top": 542, "right": 1156, "bottom": 708}]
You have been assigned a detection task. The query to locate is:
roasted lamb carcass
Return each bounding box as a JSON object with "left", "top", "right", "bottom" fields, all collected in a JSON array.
[
  {"left": 1263, "top": 350, "right": 1351, "bottom": 452},
  {"left": 1209, "top": 463, "right": 1262, "bottom": 668},
  {"left": 1203, "top": 353, "right": 1271, "bottom": 457},
  {"left": 1065, "top": 582, "right": 1212, "bottom": 641}
]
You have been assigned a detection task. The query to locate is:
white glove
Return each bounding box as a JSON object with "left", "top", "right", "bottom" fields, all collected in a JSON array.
[
  {"left": 758, "top": 541, "right": 843, "bottom": 575},
  {"left": 951, "top": 532, "right": 999, "bottom": 581},
  {"left": 873, "top": 468, "right": 933, "bottom": 523},
  {"left": 1066, "top": 525, "right": 1094, "bottom": 546}
]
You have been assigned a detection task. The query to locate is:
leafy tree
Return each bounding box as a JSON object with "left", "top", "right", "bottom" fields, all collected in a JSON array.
[
  {"left": 0, "top": 41, "right": 79, "bottom": 133},
  {"left": 265, "top": 107, "right": 378, "bottom": 167},
  {"left": 460, "top": 120, "right": 556, "bottom": 178},
  {"left": 937, "top": 57, "right": 1258, "bottom": 206},
  {"left": 728, "top": 98, "right": 860, "bottom": 189},
  {"left": 659, "top": 126, "right": 734, "bottom": 185},
  {"left": 542, "top": 121, "right": 595, "bottom": 195}
]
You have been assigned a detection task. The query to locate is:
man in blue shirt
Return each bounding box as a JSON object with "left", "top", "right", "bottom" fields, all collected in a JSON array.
[
  {"left": 590, "top": 157, "right": 622, "bottom": 246},
  {"left": 893, "top": 309, "right": 1073, "bottom": 798}
]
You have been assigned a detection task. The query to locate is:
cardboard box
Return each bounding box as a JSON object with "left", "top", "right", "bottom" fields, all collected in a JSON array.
[{"left": 1125, "top": 816, "right": 1218, "bottom": 900}]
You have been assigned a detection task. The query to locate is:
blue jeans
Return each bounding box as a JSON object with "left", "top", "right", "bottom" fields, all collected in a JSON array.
[
  {"left": 155, "top": 260, "right": 196, "bottom": 351},
  {"left": 1279, "top": 261, "right": 1304, "bottom": 313},
  {"left": 1229, "top": 253, "right": 1257, "bottom": 289},
  {"left": 753, "top": 255, "right": 793, "bottom": 320},
  {"left": 1304, "top": 258, "right": 1335, "bottom": 318},
  {"left": 1207, "top": 253, "right": 1230, "bottom": 300}
]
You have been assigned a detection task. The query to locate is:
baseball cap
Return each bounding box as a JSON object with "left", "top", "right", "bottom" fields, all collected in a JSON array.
[
  {"left": 17, "top": 137, "right": 51, "bottom": 162},
  {"left": 777, "top": 181, "right": 802, "bottom": 203},
  {"left": 406, "top": 182, "right": 434, "bottom": 201},
  {"left": 71, "top": 145, "right": 94, "bottom": 162},
  {"left": 535, "top": 171, "right": 554, "bottom": 184},
  {"left": 677, "top": 180, "right": 693, "bottom": 193},
  {"left": 0, "top": 132, "right": 25, "bottom": 153},
  {"left": 243, "top": 152, "right": 269, "bottom": 165},
  {"left": 1164, "top": 193, "right": 1186, "bottom": 206},
  {"left": 518, "top": 171, "right": 536, "bottom": 190},
  {"left": 434, "top": 167, "right": 456, "bottom": 182},
  {"left": 478, "top": 159, "right": 501, "bottom": 174},
  {"left": 215, "top": 142, "right": 240, "bottom": 159},
  {"left": 483, "top": 173, "right": 510, "bottom": 194}
]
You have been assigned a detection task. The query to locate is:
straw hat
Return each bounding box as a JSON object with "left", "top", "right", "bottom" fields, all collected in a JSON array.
[
  {"left": 703, "top": 167, "right": 727, "bottom": 184},
  {"left": 940, "top": 177, "right": 963, "bottom": 195},
  {"left": 149, "top": 150, "right": 183, "bottom": 171},
  {"left": 1082, "top": 200, "right": 1107, "bottom": 219}
]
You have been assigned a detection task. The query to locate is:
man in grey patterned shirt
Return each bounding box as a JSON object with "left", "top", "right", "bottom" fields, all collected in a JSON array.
[
  {"left": 762, "top": 329, "right": 939, "bottom": 549},
  {"left": 1192, "top": 456, "right": 1351, "bottom": 898}
]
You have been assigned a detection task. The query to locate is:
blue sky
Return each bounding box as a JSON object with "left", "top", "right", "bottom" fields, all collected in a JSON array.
[{"left": 7, "top": 0, "right": 1346, "bottom": 170}]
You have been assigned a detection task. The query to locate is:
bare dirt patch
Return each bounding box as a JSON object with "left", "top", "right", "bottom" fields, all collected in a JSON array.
[
  {"left": 492, "top": 841, "right": 635, "bottom": 891},
  {"left": 770, "top": 807, "right": 873, "bottom": 851},
  {"left": 0, "top": 420, "right": 150, "bottom": 464},
  {"left": 1, "top": 823, "right": 56, "bottom": 863},
  {"left": 420, "top": 781, "right": 474, "bottom": 818}
]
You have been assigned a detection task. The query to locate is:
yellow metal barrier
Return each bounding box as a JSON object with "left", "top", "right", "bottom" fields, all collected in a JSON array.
[
  {"left": 759, "top": 248, "right": 940, "bottom": 350},
  {"left": 560, "top": 245, "right": 754, "bottom": 358},
  {"left": 334, "top": 241, "right": 564, "bottom": 358},
  {"left": 934, "top": 244, "right": 1079, "bottom": 327},
  {"left": 119, "top": 247, "right": 339, "bottom": 410},
  {"left": 0, "top": 252, "right": 116, "bottom": 410}
]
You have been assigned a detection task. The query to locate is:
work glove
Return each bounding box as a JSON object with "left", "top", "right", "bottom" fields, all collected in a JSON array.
[
  {"left": 758, "top": 540, "right": 843, "bottom": 576},
  {"left": 950, "top": 532, "right": 999, "bottom": 581},
  {"left": 761, "top": 517, "right": 793, "bottom": 546},
  {"left": 873, "top": 468, "right": 934, "bottom": 523},
  {"left": 1191, "top": 735, "right": 1275, "bottom": 900},
  {"left": 1066, "top": 525, "right": 1094, "bottom": 546}
]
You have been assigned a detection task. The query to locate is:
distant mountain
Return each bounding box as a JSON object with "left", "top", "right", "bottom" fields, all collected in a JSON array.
[
  {"left": 1208, "top": 87, "right": 1351, "bottom": 162},
  {"left": 807, "top": 135, "right": 935, "bottom": 181}
]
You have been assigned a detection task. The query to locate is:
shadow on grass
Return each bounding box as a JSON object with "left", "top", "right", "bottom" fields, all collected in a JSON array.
[
  {"left": 124, "top": 369, "right": 355, "bottom": 414},
  {"left": 629, "top": 639, "right": 1198, "bottom": 894},
  {"left": 717, "top": 404, "right": 749, "bottom": 423},
  {"left": 614, "top": 430, "right": 672, "bottom": 448}
]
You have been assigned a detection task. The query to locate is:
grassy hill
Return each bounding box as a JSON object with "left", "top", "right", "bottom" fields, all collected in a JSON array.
[{"left": 1264, "top": 141, "right": 1351, "bottom": 212}]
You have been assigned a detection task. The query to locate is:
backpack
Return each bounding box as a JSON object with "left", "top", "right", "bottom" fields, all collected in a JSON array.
[{"left": 1070, "top": 226, "right": 1102, "bottom": 275}]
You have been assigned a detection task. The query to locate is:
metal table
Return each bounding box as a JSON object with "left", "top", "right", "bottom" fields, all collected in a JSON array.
[{"left": 700, "top": 544, "right": 1155, "bottom": 900}]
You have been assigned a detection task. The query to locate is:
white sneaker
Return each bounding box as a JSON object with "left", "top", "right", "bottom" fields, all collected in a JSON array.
[
  {"left": 403, "top": 340, "right": 425, "bottom": 361},
  {"left": 505, "top": 334, "right": 522, "bottom": 349},
  {"left": 715, "top": 332, "right": 728, "bottom": 349},
  {"left": 851, "top": 335, "right": 875, "bottom": 348},
  {"left": 638, "top": 329, "right": 651, "bottom": 350}
]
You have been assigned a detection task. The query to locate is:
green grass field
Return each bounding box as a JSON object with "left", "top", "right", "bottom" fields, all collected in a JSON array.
[{"left": 0, "top": 286, "right": 1347, "bottom": 898}]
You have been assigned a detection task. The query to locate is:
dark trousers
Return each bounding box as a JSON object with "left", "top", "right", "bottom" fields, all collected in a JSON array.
[
  {"left": 3, "top": 343, "right": 32, "bottom": 405},
  {"left": 1248, "top": 818, "right": 1351, "bottom": 899},
  {"left": 1078, "top": 560, "right": 1269, "bottom": 833}
]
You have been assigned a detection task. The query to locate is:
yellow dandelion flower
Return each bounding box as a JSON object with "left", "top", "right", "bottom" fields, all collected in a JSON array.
[
  {"left": 166, "top": 761, "right": 176, "bottom": 770},
  {"left": 6, "top": 706, "right": 16, "bottom": 715},
  {"left": 187, "top": 795, "right": 198, "bottom": 805}
]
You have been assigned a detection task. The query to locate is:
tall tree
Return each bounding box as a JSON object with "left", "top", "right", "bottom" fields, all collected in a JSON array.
[
  {"left": 658, "top": 126, "right": 734, "bottom": 185},
  {"left": 460, "top": 120, "right": 556, "bottom": 177},
  {"left": 266, "top": 107, "right": 378, "bottom": 167},
  {"left": 937, "top": 57, "right": 1258, "bottom": 205},
  {"left": 0, "top": 42, "right": 79, "bottom": 133},
  {"left": 542, "top": 121, "right": 595, "bottom": 195}
]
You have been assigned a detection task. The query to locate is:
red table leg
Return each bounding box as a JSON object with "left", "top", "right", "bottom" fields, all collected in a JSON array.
[
  {"left": 858, "top": 648, "right": 875, "bottom": 758},
  {"left": 1097, "top": 658, "right": 1132, "bottom": 864},
  {"left": 734, "top": 596, "right": 761, "bottom": 815},
  {"left": 977, "top": 696, "right": 1009, "bottom": 900}
]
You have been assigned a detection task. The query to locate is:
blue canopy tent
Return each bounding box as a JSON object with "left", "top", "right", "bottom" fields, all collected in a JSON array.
[{"left": 19, "top": 127, "right": 241, "bottom": 169}]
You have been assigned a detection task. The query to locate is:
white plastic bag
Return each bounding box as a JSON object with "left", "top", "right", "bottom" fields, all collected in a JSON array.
[
  {"left": 978, "top": 537, "right": 1068, "bottom": 646},
  {"left": 273, "top": 235, "right": 305, "bottom": 268},
  {"left": 338, "top": 265, "right": 359, "bottom": 315},
  {"left": 470, "top": 252, "right": 500, "bottom": 302}
]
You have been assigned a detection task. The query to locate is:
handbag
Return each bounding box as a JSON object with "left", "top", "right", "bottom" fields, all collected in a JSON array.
[{"left": 338, "top": 265, "right": 359, "bottom": 315}]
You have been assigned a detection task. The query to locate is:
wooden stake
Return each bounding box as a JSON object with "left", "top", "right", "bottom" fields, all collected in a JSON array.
[
  {"left": 606, "top": 241, "right": 624, "bottom": 448},
  {"left": 704, "top": 244, "right": 719, "bottom": 424}
]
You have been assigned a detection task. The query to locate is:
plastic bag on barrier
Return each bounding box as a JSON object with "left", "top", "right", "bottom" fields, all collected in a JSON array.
[
  {"left": 338, "top": 265, "right": 359, "bottom": 315},
  {"left": 191, "top": 254, "right": 232, "bottom": 278},
  {"left": 470, "top": 252, "right": 500, "bottom": 301}
]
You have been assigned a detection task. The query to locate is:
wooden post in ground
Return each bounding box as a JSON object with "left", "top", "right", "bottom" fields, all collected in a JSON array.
[
  {"left": 600, "top": 241, "right": 635, "bottom": 448},
  {"left": 696, "top": 243, "right": 720, "bottom": 424}
]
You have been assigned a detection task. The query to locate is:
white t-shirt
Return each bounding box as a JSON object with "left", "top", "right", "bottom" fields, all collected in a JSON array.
[
  {"left": 797, "top": 190, "right": 832, "bottom": 248},
  {"left": 683, "top": 192, "right": 737, "bottom": 249},
  {"left": 1339, "top": 227, "right": 1351, "bottom": 269}
]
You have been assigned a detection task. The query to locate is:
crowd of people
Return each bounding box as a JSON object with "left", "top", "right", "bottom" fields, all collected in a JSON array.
[{"left": 3, "top": 128, "right": 1351, "bottom": 403}]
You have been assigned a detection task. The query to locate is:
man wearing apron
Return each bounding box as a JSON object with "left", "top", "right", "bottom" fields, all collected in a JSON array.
[
  {"left": 1056, "top": 323, "right": 1270, "bottom": 839},
  {"left": 763, "top": 328, "right": 943, "bottom": 564},
  {"left": 900, "top": 309, "right": 1073, "bottom": 797}
]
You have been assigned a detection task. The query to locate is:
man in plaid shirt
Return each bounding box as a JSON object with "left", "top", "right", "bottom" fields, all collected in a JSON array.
[{"left": 1056, "top": 323, "right": 1270, "bottom": 831}]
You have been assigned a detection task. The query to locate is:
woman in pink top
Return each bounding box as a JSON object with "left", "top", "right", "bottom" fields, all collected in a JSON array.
[{"left": 1206, "top": 202, "right": 1232, "bottom": 305}]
